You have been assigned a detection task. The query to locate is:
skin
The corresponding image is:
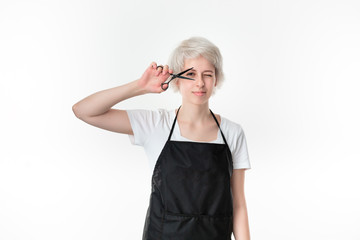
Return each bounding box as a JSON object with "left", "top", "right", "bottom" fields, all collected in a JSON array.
[{"left": 72, "top": 55, "right": 250, "bottom": 240}]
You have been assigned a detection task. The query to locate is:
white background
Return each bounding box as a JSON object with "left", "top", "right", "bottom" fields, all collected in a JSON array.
[{"left": 1, "top": 0, "right": 359, "bottom": 239}]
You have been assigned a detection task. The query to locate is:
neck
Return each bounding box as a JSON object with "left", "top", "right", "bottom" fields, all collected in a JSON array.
[{"left": 177, "top": 102, "right": 211, "bottom": 123}]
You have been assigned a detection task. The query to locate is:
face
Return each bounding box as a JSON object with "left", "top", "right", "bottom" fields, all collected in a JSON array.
[{"left": 176, "top": 55, "right": 217, "bottom": 106}]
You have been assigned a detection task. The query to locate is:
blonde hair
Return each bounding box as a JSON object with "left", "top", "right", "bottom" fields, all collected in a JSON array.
[{"left": 167, "top": 36, "right": 224, "bottom": 92}]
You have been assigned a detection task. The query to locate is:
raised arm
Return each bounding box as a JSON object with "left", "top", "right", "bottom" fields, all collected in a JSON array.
[{"left": 72, "top": 63, "right": 172, "bottom": 134}]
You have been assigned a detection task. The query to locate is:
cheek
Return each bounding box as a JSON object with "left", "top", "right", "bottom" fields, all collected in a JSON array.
[
  {"left": 178, "top": 80, "right": 191, "bottom": 89},
  {"left": 177, "top": 81, "right": 187, "bottom": 95},
  {"left": 176, "top": 80, "right": 185, "bottom": 91},
  {"left": 206, "top": 78, "right": 216, "bottom": 87}
]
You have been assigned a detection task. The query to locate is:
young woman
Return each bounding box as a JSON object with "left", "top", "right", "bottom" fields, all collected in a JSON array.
[{"left": 72, "top": 37, "right": 251, "bottom": 240}]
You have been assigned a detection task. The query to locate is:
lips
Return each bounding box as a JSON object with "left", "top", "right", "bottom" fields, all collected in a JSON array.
[{"left": 192, "top": 91, "right": 206, "bottom": 96}]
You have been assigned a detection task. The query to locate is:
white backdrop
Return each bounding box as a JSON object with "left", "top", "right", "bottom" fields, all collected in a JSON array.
[{"left": 1, "top": 0, "right": 359, "bottom": 239}]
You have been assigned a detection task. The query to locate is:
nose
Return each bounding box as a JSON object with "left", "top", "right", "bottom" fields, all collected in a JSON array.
[{"left": 195, "top": 75, "right": 205, "bottom": 88}]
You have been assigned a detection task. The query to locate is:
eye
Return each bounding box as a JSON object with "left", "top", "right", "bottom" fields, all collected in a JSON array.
[
  {"left": 205, "top": 74, "right": 213, "bottom": 77},
  {"left": 186, "top": 72, "right": 195, "bottom": 76}
]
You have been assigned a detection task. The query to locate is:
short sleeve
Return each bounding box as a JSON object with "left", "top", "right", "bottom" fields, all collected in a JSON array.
[
  {"left": 126, "top": 109, "right": 162, "bottom": 146},
  {"left": 232, "top": 127, "right": 251, "bottom": 170}
]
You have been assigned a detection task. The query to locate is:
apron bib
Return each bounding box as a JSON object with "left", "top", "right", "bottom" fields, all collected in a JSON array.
[{"left": 142, "top": 107, "right": 233, "bottom": 240}]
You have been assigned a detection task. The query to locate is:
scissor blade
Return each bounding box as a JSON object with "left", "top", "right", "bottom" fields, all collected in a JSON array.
[
  {"left": 176, "top": 67, "right": 194, "bottom": 76},
  {"left": 176, "top": 75, "right": 195, "bottom": 80}
]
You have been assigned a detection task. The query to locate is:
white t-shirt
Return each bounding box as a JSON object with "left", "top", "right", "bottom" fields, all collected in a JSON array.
[{"left": 127, "top": 109, "right": 251, "bottom": 173}]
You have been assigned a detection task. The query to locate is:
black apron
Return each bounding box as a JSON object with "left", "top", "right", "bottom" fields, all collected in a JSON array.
[{"left": 142, "top": 107, "right": 233, "bottom": 240}]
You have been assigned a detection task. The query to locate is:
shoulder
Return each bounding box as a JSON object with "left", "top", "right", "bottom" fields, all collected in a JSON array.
[
  {"left": 219, "top": 115, "right": 247, "bottom": 149},
  {"left": 126, "top": 108, "right": 172, "bottom": 118},
  {"left": 217, "top": 114, "right": 251, "bottom": 170},
  {"left": 220, "top": 115, "right": 245, "bottom": 136},
  {"left": 126, "top": 108, "right": 174, "bottom": 127}
]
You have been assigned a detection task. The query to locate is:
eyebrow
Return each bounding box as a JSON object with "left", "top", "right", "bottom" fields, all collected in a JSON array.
[{"left": 188, "top": 69, "right": 214, "bottom": 73}]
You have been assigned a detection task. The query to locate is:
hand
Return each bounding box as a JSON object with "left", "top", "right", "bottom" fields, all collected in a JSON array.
[{"left": 137, "top": 62, "right": 174, "bottom": 94}]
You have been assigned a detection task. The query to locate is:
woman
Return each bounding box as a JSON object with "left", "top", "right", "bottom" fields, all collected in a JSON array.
[{"left": 72, "top": 37, "right": 251, "bottom": 240}]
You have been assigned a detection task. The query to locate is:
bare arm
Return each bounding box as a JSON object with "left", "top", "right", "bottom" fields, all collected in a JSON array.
[
  {"left": 72, "top": 63, "right": 173, "bottom": 134},
  {"left": 231, "top": 169, "right": 250, "bottom": 240}
]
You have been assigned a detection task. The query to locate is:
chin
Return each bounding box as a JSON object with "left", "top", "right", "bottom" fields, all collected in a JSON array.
[{"left": 190, "top": 98, "right": 210, "bottom": 106}]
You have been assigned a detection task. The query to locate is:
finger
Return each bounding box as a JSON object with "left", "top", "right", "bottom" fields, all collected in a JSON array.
[
  {"left": 151, "top": 62, "right": 157, "bottom": 69},
  {"left": 161, "top": 82, "right": 169, "bottom": 91},
  {"left": 163, "top": 65, "right": 169, "bottom": 75},
  {"left": 156, "top": 65, "right": 163, "bottom": 76},
  {"left": 162, "top": 65, "right": 169, "bottom": 75}
]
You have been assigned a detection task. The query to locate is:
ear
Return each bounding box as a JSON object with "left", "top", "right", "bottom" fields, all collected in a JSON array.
[{"left": 175, "top": 79, "right": 180, "bottom": 88}]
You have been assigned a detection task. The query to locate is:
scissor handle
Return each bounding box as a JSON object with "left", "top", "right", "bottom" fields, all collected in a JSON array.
[
  {"left": 161, "top": 82, "right": 169, "bottom": 91},
  {"left": 160, "top": 68, "right": 194, "bottom": 91}
]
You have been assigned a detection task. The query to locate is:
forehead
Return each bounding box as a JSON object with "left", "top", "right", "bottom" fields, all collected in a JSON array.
[{"left": 183, "top": 55, "right": 215, "bottom": 71}]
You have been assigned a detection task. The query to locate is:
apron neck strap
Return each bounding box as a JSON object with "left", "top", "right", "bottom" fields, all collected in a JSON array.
[
  {"left": 209, "top": 109, "right": 229, "bottom": 146},
  {"left": 168, "top": 106, "right": 181, "bottom": 141},
  {"left": 168, "top": 106, "right": 229, "bottom": 146}
]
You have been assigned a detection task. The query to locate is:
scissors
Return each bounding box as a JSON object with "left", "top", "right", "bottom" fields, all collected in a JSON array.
[{"left": 160, "top": 67, "right": 195, "bottom": 90}]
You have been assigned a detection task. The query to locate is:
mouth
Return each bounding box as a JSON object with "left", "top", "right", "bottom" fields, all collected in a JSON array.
[{"left": 192, "top": 91, "right": 206, "bottom": 96}]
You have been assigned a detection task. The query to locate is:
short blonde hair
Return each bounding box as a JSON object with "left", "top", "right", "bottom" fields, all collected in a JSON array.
[{"left": 167, "top": 36, "right": 224, "bottom": 92}]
